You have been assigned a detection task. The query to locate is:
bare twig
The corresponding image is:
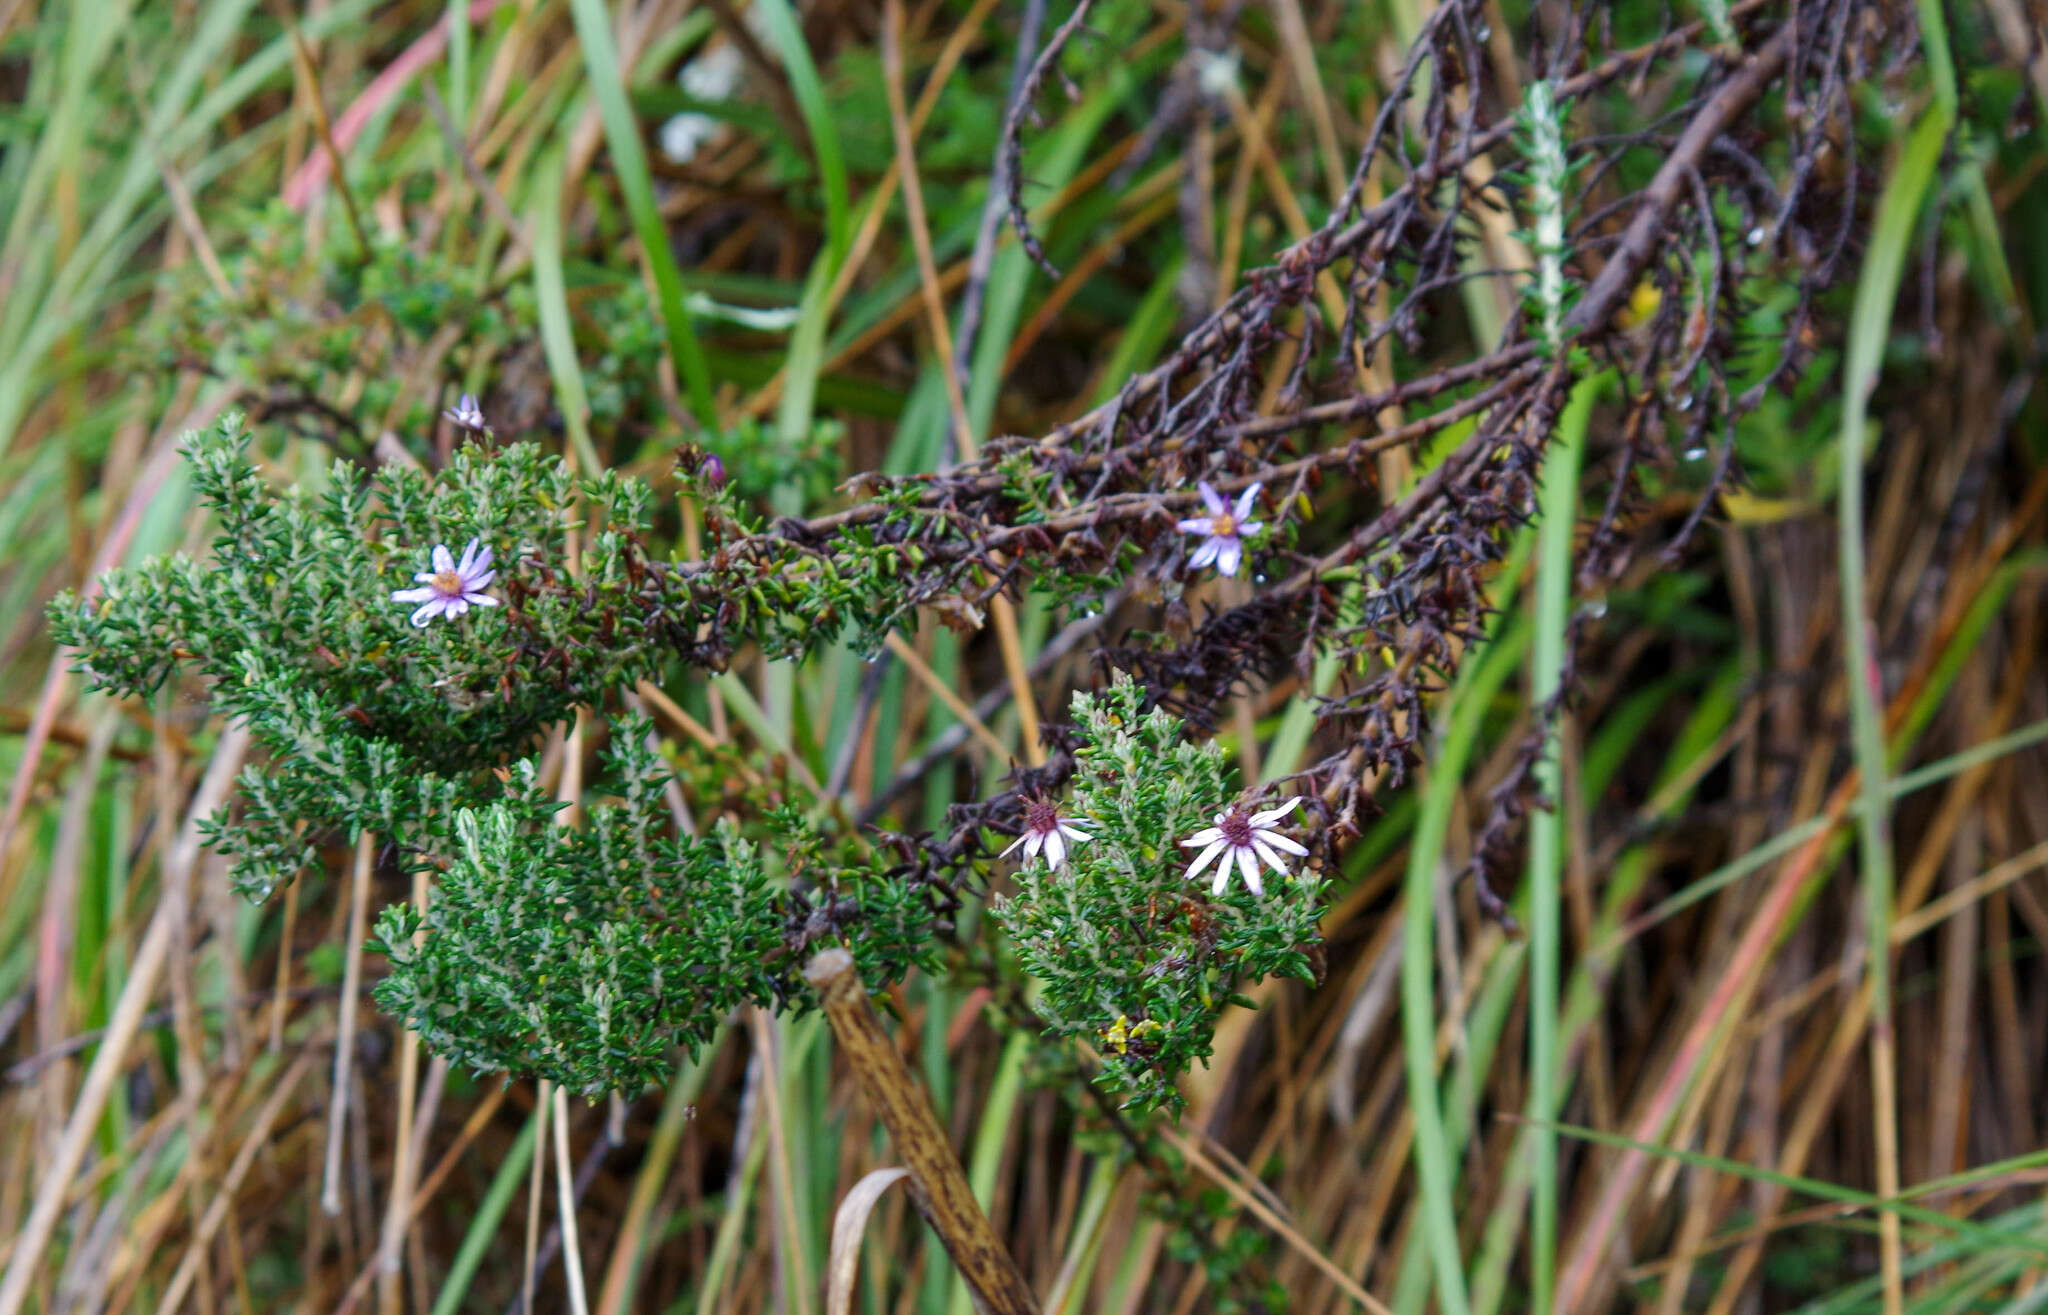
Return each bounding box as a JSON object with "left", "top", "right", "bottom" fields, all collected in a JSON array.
[
  {"left": 321, "top": 829, "right": 376, "bottom": 1217},
  {"left": 997, "top": 0, "right": 1098, "bottom": 278},
  {"left": 956, "top": 0, "right": 1052, "bottom": 389}
]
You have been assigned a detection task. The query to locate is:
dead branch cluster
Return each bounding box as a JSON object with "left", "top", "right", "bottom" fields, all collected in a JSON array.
[{"left": 642, "top": 0, "right": 1912, "bottom": 907}]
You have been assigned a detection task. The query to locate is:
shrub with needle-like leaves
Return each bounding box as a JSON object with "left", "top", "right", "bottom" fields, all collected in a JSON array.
[
  {"left": 997, "top": 680, "right": 1325, "bottom": 1115},
  {"left": 49, "top": 417, "right": 945, "bottom": 1095}
]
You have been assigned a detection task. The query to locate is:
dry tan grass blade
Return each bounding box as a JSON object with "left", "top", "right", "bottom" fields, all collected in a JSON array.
[
  {"left": 1155, "top": 1122, "right": 1394, "bottom": 1315},
  {"left": 0, "top": 726, "right": 249, "bottom": 1315},
  {"left": 826, "top": 1167, "right": 912, "bottom": 1315}
]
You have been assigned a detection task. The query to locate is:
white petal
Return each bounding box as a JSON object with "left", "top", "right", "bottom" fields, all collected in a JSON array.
[
  {"left": 414, "top": 570, "right": 440, "bottom": 583},
  {"left": 1044, "top": 830, "right": 1066, "bottom": 870},
  {"left": 471, "top": 545, "right": 495, "bottom": 572},
  {"left": 1198, "top": 481, "right": 1227, "bottom": 516},
  {"left": 1250, "top": 837, "right": 1291, "bottom": 874},
  {"left": 1180, "top": 827, "right": 1223, "bottom": 848},
  {"left": 1211, "top": 864, "right": 1233, "bottom": 896},
  {"left": 458, "top": 539, "right": 480, "bottom": 572},
  {"left": 410, "top": 602, "right": 444, "bottom": 626},
  {"left": 1250, "top": 797, "right": 1301, "bottom": 826},
  {"left": 1235, "top": 519, "right": 1264, "bottom": 538},
  {"left": 1023, "top": 832, "right": 1046, "bottom": 861},
  {"left": 1184, "top": 839, "right": 1228, "bottom": 883},
  {"left": 391, "top": 586, "right": 437, "bottom": 603},
  {"left": 1216, "top": 540, "right": 1243, "bottom": 576},
  {"left": 432, "top": 544, "right": 454, "bottom": 573},
  {"left": 1234, "top": 482, "right": 1262, "bottom": 520},
  {"left": 1189, "top": 537, "right": 1222, "bottom": 569},
  {"left": 466, "top": 569, "right": 497, "bottom": 590},
  {"left": 1236, "top": 846, "right": 1264, "bottom": 896},
  {"left": 1176, "top": 517, "right": 1216, "bottom": 534},
  {"left": 445, "top": 598, "right": 469, "bottom": 618},
  {"left": 1058, "top": 822, "right": 1091, "bottom": 842},
  {"left": 1000, "top": 833, "right": 1029, "bottom": 858},
  {"left": 466, "top": 593, "right": 500, "bottom": 607},
  {"left": 1258, "top": 831, "right": 1309, "bottom": 857}
]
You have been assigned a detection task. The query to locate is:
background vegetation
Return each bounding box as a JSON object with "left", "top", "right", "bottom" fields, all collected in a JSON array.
[{"left": 1, "top": 0, "right": 2045, "bottom": 1312}]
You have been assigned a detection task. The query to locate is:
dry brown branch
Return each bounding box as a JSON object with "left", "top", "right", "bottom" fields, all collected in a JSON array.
[{"left": 805, "top": 949, "right": 1040, "bottom": 1315}]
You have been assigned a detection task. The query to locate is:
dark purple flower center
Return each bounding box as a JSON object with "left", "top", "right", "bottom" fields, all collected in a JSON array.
[
  {"left": 1023, "top": 797, "right": 1060, "bottom": 836},
  {"left": 1217, "top": 808, "right": 1254, "bottom": 848}
]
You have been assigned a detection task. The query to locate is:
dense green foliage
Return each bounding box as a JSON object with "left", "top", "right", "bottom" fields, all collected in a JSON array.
[
  {"left": 8, "top": 2, "right": 2048, "bottom": 1313},
  {"left": 999, "top": 681, "right": 1324, "bottom": 1114},
  {"left": 51, "top": 420, "right": 664, "bottom": 894},
  {"left": 50, "top": 420, "right": 1322, "bottom": 1100}
]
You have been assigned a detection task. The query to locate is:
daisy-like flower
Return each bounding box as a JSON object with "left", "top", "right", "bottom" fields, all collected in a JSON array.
[
  {"left": 1177, "top": 481, "right": 1264, "bottom": 577},
  {"left": 443, "top": 393, "right": 489, "bottom": 434},
  {"left": 1000, "top": 795, "right": 1093, "bottom": 871},
  {"left": 391, "top": 539, "right": 499, "bottom": 627},
  {"left": 1180, "top": 797, "right": 1307, "bottom": 897}
]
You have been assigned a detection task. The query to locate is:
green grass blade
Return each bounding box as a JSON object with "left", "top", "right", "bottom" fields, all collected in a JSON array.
[
  {"left": 1621, "top": 701, "right": 2048, "bottom": 942},
  {"left": 944, "top": 1030, "right": 1030, "bottom": 1315},
  {"left": 566, "top": 0, "right": 717, "bottom": 427},
  {"left": 1837, "top": 107, "right": 1948, "bottom": 1310},
  {"left": 1914, "top": 0, "right": 1957, "bottom": 119},
  {"left": 1526, "top": 372, "right": 1607, "bottom": 1315},
  {"left": 752, "top": 0, "right": 849, "bottom": 264},
  {"left": 446, "top": 0, "right": 471, "bottom": 129},
  {"left": 1089, "top": 256, "right": 1185, "bottom": 406},
  {"left": 1536, "top": 1119, "right": 2048, "bottom": 1259},
  {"left": 533, "top": 149, "right": 604, "bottom": 475},
  {"left": 1993, "top": 1280, "right": 2048, "bottom": 1315},
  {"left": 429, "top": 1105, "right": 541, "bottom": 1315},
  {"left": 1400, "top": 614, "right": 1529, "bottom": 1315},
  {"left": 1470, "top": 659, "right": 1745, "bottom": 1315},
  {"left": 1393, "top": 936, "right": 1525, "bottom": 1315},
  {"left": 600, "top": 1045, "right": 723, "bottom": 1313}
]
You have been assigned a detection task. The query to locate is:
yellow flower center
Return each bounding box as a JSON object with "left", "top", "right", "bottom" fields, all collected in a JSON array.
[
  {"left": 431, "top": 569, "right": 464, "bottom": 594},
  {"left": 1209, "top": 512, "right": 1236, "bottom": 537}
]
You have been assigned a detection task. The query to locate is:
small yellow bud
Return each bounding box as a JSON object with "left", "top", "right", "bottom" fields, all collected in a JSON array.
[{"left": 1623, "top": 279, "right": 1661, "bottom": 328}]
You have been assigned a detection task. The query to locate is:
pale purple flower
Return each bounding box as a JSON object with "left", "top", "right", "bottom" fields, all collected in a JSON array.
[
  {"left": 443, "top": 393, "right": 488, "bottom": 433},
  {"left": 1180, "top": 797, "right": 1307, "bottom": 897},
  {"left": 391, "top": 539, "right": 499, "bottom": 627},
  {"left": 1177, "top": 481, "right": 1263, "bottom": 577},
  {"left": 1001, "top": 795, "right": 1093, "bottom": 871}
]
